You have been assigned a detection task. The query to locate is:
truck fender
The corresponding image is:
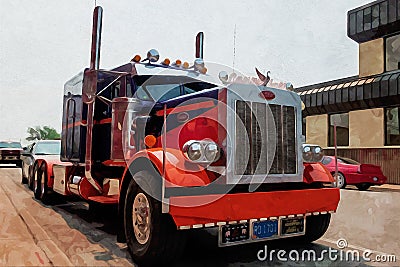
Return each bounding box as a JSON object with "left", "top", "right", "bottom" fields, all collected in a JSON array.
[
  {"left": 117, "top": 148, "right": 211, "bottom": 243},
  {"left": 122, "top": 148, "right": 211, "bottom": 189},
  {"left": 303, "top": 162, "right": 335, "bottom": 184}
]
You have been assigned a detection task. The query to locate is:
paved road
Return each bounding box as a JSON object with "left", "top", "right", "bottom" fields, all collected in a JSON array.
[{"left": 0, "top": 167, "right": 398, "bottom": 266}]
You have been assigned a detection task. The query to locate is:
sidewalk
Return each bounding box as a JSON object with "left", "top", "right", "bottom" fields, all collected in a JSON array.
[
  {"left": 0, "top": 183, "right": 73, "bottom": 266},
  {"left": 0, "top": 182, "right": 52, "bottom": 266},
  {"left": 370, "top": 183, "right": 400, "bottom": 192}
]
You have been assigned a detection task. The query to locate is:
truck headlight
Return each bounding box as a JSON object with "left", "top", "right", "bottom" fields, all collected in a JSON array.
[
  {"left": 204, "top": 143, "right": 220, "bottom": 162},
  {"left": 186, "top": 142, "right": 202, "bottom": 161},
  {"left": 302, "top": 144, "right": 323, "bottom": 163},
  {"left": 313, "top": 146, "right": 323, "bottom": 162},
  {"left": 302, "top": 145, "right": 313, "bottom": 162},
  {"left": 183, "top": 140, "right": 221, "bottom": 163}
]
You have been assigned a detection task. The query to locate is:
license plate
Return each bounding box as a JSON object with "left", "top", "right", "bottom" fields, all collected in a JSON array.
[
  {"left": 252, "top": 220, "right": 278, "bottom": 239},
  {"left": 281, "top": 217, "right": 305, "bottom": 236},
  {"left": 220, "top": 223, "right": 249, "bottom": 244}
]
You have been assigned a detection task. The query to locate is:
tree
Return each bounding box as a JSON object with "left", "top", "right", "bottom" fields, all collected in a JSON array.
[{"left": 26, "top": 126, "right": 61, "bottom": 141}]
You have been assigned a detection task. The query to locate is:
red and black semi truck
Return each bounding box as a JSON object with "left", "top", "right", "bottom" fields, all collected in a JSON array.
[{"left": 34, "top": 6, "right": 339, "bottom": 266}]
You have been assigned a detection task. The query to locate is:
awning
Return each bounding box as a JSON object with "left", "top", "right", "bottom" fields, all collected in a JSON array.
[{"left": 296, "top": 70, "right": 400, "bottom": 116}]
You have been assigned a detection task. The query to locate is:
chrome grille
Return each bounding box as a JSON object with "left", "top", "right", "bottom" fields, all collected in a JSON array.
[{"left": 235, "top": 101, "right": 297, "bottom": 175}]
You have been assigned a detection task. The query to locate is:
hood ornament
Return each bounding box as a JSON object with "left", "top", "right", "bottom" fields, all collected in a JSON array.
[{"left": 255, "top": 67, "right": 270, "bottom": 86}]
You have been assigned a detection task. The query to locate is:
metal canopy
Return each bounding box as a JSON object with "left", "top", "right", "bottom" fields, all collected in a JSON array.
[{"left": 296, "top": 69, "right": 400, "bottom": 116}]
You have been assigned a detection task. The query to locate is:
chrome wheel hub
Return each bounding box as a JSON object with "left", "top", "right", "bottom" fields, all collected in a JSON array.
[{"left": 132, "top": 193, "right": 151, "bottom": 244}]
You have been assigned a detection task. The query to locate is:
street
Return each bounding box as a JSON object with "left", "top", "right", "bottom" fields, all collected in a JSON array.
[{"left": 0, "top": 167, "right": 398, "bottom": 266}]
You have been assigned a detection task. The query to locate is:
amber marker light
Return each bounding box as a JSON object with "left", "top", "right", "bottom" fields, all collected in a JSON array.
[
  {"left": 183, "top": 62, "right": 189, "bottom": 69},
  {"left": 175, "top": 59, "right": 182, "bottom": 66},
  {"left": 200, "top": 67, "right": 207, "bottom": 74},
  {"left": 131, "top": 55, "right": 141, "bottom": 62},
  {"left": 162, "top": 58, "right": 171, "bottom": 65},
  {"left": 144, "top": 135, "right": 157, "bottom": 148}
]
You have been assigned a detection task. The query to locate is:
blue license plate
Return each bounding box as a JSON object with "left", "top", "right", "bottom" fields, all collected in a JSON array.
[{"left": 252, "top": 220, "right": 278, "bottom": 239}]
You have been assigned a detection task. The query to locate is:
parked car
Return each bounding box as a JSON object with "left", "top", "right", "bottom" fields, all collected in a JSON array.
[
  {"left": 321, "top": 155, "right": 387, "bottom": 190},
  {"left": 20, "top": 140, "right": 63, "bottom": 200},
  {"left": 0, "top": 141, "right": 23, "bottom": 167}
]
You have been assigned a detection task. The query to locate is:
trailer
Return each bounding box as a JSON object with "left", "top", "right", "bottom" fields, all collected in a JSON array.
[{"left": 34, "top": 6, "right": 340, "bottom": 266}]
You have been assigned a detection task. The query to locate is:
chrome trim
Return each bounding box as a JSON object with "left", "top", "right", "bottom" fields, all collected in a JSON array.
[{"left": 226, "top": 84, "right": 303, "bottom": 184}]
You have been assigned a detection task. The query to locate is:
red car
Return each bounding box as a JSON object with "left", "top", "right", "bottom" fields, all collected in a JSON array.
[{"left": 321, "top": 156, "right": 387, "bottom": 190}]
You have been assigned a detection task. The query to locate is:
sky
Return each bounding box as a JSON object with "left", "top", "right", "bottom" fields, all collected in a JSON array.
[{"left": 0, "top": 0, "right": 371, "bottom": 143}]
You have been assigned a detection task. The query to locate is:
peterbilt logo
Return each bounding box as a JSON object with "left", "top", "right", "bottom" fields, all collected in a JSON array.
[{"left": 177, "top": 112, "right": 190, "bottom": 123}]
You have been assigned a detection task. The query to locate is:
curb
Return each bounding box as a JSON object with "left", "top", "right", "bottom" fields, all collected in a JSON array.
[
  {"left": 2, "top": 183, "right": 74, "bottom": 266},
  {"left": 19, "top": 209, "right": 74, "bottom": 266}
]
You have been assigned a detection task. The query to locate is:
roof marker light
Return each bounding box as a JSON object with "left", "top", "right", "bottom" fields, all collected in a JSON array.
[
  {"left": 174, "top": 59, "right": 182, "bottom": 66},
  {"left": 131, "top": 55, "right": 141, "bottom": 62},
  {"left": 162, "top": 58, "right": 170, "bottom": 66},
  {"left": 183, "top": 62, "right": 189, "bottom": 69}
]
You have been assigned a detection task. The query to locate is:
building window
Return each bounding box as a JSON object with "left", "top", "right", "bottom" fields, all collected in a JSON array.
[
  {"left": 356, "top": 10, "right": 364, "bottom": 33},
  {"left": 386, "top": 107, "right": 400, "bottom": 145},
  {"left": 386, "top": 34, "right": 400, "bottom": 71},
  {"left": 329, "top": 113, "right": 349, "bottom": 146},
  {"left": 380, "top": 1, "right": 388, "bottom": 25},
  {"left": 388, "top": 0, "right": 397, "bottom": 23},
  {"left": 363, "top": 7, "right": 372, "bottom": 30},
  {"left": 349, "top": 12, "right": 356, "bottom": 35},
  {"left": 371, "top": 4, "right": 380, "bottom": 28}
]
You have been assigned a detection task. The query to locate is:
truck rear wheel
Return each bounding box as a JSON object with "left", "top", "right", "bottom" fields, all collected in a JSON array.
[{"left": 124, "top": 171, "right": 186, "bottom": 266}]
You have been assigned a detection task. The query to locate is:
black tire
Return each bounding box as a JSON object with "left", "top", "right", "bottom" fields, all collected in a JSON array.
[
  {"left": 28, "top": 164, "right": 37, "bottom": 190},
  {"left": 34, "top": 163, "right": 50, "bottom": 204},
  {"left": 124, "top": 171, "right": 186, "bottom": 266},
  {"left": 356, "top": 183, "right": 370, "bottom": 191},
  {"left": 302, "top": 214, "right": 331, "bottom": 243},
  {"left": 21, "top": 163, "right": 28, "bottom": 184},
  {"left": 332, "top": 172, "right": 346, "bottom": 189}
]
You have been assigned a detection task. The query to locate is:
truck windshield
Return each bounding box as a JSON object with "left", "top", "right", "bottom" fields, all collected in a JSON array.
[
  {"left": 0, "top": 142, "right": 22, "bottom": 149},
  {"left": 35, "top": 142, "right": 61, "bottom": 155},
  {"left": 132, "top": 75, "right": 217, "bottom": 102}
]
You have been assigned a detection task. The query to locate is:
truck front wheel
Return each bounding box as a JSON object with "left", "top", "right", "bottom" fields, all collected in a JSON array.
[
  {"left": 302, "top": 213, "right": 331, "bottom": 242},
  {"left": 124, "top": 171, "right": 186, "bottom": 266}
]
